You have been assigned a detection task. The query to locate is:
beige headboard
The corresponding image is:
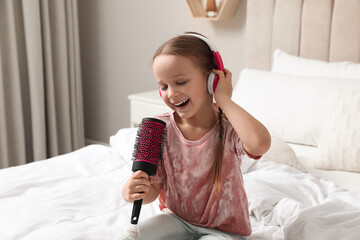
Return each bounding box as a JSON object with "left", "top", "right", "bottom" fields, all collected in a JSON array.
[{"left": 245, "top": 0, "right": 360, "bottom": 70}]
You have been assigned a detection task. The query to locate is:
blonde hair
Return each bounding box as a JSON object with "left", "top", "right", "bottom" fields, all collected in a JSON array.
[
  {"left": 153, "top": 33, "right": 225, "bottom": 193},
  {"left": 212, "top": 108, "right": 224, "bottom": 193}
]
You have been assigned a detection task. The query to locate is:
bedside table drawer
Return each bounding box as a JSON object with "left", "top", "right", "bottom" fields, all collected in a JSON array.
[
  {"left": 128, "top": 90, "right": 171, "bottom": 127},
  {"left": 130, "top": 101, "right": 170, "bottom": 127}
]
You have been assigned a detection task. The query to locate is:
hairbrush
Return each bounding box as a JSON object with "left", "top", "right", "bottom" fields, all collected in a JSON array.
[{"left": 130, "top": 117, "right": 166, "bottom": 225}]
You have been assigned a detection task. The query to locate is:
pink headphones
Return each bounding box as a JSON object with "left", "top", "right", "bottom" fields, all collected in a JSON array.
[{"left": 159, "top": 33, "right": 224, "bottom": 97}]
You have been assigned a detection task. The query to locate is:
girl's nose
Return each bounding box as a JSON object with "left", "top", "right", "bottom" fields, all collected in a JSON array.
[{"left": 167, "top": 87, "right": 178, "bottom": 99}]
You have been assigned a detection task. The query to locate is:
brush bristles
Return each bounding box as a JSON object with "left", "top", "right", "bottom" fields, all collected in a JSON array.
[
  {"left": 131, "top": 119, "right": 167, "bottom": 166},
  {"left": 131, "top": 122, "right": 142, "bottom": 162},
  {"left": 157, "top": 128, "right": 167, "bottom": 166}
]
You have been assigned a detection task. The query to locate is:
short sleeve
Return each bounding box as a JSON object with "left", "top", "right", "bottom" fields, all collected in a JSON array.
[
  {"left": 225, "top": 121, "right": 262, "bottom": 160},
  {"left": 225, "top": 124, "right": 245, "bottom": 158}
]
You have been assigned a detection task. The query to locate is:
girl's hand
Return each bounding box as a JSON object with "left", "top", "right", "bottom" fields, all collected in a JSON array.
[
  {"left": 122, "top": 170, "right": 152, "bottom": 202},
  {"left": 212, "top": 68, "right": 233, "bottom": 108}
]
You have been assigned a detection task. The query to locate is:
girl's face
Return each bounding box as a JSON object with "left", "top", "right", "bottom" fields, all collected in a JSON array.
[{"left": 153, "top": 54, "right": 212, "bottom": 121}]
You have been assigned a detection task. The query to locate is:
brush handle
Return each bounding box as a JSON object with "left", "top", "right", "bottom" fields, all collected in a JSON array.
[{"left": 131, "top": 199, "right": 143, "bottom": 224}]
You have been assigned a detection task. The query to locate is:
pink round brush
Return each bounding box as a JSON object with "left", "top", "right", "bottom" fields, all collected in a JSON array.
[{"left": 121, "top": 118, "right": 166, "bottom": 240}]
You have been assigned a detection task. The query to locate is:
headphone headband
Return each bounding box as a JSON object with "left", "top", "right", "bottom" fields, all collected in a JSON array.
[{"left": 181, "top": 33, "right": 218, "bottom": 52}]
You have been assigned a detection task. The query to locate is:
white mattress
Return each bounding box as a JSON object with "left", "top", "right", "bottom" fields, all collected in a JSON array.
[{"left": 288, "top": 143, "right": 360, "bottom": 192}]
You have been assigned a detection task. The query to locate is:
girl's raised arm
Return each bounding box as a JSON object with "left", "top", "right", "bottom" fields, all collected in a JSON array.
[{"left": 213, "top": 69, "right": 271, "bottom": 157}]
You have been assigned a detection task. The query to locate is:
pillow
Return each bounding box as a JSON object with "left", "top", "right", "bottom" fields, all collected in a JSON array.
[
  {"left": 272, "top": 49, "right": 360, "bottom": 79},
  {"left": 232, "top": 69, "right": 360, "bottom": 146},
  {"left": 263, "top": 136, "right": 306, "bottom": 172},
  {"left": 316, "top": 91, "right": 360, "bottom": 172},
  {"left": 109, "top": 128, "right": 138, "bottom": 164}
]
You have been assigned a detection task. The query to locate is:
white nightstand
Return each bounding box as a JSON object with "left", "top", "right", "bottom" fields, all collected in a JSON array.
[{"left": 128, "top": 90, "right": 171, "bottom": 127}]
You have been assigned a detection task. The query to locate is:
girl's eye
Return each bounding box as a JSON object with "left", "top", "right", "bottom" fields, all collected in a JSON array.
[
  {"left": 177, "top": 81, "right": 186, "bottom": 85},
  {"left": 160, "top": 86, "right": 168, "bottom": 91}
]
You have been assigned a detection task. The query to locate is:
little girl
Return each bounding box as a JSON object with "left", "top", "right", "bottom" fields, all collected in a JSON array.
[{"left": 122, "top": 33, "right": 271, "bottom": 239}]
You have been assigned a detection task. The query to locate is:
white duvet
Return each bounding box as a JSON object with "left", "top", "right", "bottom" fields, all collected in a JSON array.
[
  {"left": 0, "top": 144, "right": 359, "bottom": 239},
  {"left": 245, "top": 160, "right": 360, "bottom": 240},
  {"left": 0, "top": 145, "right": 160, "bottom": 240}
]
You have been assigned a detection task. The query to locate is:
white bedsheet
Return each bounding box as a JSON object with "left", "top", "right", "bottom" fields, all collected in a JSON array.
[
  {"left": 0, "top": 145, "right": 160, "bottom": 240},
  {"left": 0, "top": 144, "right": 359, "bottom": 239}
]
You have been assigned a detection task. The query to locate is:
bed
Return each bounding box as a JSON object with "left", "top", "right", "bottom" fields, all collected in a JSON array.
[{"left": 1, "top": 0, "right": 360, "bottom": 239}]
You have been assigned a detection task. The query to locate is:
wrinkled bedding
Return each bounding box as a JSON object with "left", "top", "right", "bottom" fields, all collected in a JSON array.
[
  {"left": 0, "top": 144, "right": 359, "bottom": 239},
  {"left": 245, "top": 160, "right": 360, "bottom": 240}
]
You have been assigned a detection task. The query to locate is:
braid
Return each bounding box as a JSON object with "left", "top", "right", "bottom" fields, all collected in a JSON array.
[
  {"left": 211, "top": 107, "right": 224, "bottom": 193},
  {"left": 218, "top": 108, "right": 224, "bottom": 140}
]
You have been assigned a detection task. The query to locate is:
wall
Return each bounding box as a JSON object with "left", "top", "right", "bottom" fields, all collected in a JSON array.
[{"left": 78, "top": 0, "right": 247, "bottom": 144}]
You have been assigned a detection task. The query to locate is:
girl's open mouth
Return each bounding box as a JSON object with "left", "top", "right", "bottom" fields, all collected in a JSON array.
[{"left": 174, "top": 98, "right": 189, "bottom": 108}]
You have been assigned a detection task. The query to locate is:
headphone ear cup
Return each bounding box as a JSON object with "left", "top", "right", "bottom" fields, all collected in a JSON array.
[{"left": 207, "top": 72, "right": 216, "bottom": 94}]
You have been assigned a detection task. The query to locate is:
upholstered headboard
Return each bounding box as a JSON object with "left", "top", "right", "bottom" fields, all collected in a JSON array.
[{"left": 245, "top": 0, "right": 360, "bottom": 70}]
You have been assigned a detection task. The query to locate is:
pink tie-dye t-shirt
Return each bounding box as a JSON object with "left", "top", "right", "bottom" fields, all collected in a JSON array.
[{"left": 152, "top": 112, "right": 252, "bottom": 236}]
